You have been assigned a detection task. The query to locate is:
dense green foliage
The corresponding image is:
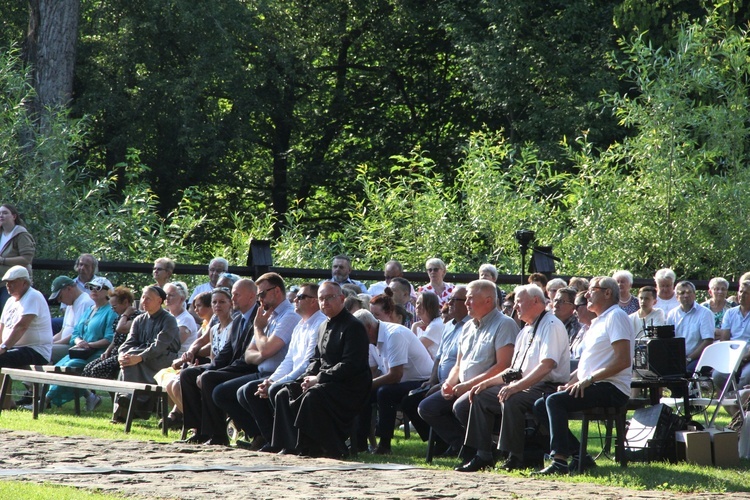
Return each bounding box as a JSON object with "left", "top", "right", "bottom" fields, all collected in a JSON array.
[{"left": 1, "top": 4, "right": 750, "bottom": 283}]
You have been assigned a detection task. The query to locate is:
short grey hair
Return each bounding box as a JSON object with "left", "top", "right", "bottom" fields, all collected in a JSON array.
[
  {"left": 353, "top": 309, "right": 378, "bottom": 329},
  {"left": 592, "top": 276, "right": 619, "bottom": 305},
  {"left": 654, "top": 268, "right": 676, "bottom": 282},
  {"left": 513, "top": 284, "right": 545, "bottom": 302},
  {"left": 708, "top": 277, "right": 729, "bottom": 289},
  {"left": 426, "top": 258, "right": 446, "bottom": 271},
  {"left": 612, "top": 270, "right": 633, "bottom": 285},
  {"left": 478, "top": 263, "right": 498, "bottom": 280},
  {"left": 546, "top": 278, "right": 567, "bottom": 290},
  {"left": 210, "top": 257, "right": 229, "bottom": 271},
  {"left": 467, "top": 279, "right": 497, "bottom": 300},
  {"left": 168, "top": 281, "right": 189, "bottom": 299}
]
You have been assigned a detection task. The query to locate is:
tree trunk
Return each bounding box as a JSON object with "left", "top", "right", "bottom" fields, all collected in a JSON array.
[{"left": 26, "top": 0, "right": 79, "bottom": 113}]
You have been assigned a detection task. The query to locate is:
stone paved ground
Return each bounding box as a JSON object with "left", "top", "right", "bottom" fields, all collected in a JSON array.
[{"left": 0, "top": 431, "right": 746, "bottom": 499}]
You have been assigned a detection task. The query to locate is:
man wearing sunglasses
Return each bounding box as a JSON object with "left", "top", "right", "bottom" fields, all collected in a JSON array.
[
  {"left": 238, "top": 283, "right": 326, "bottom": 452},
  {"left": 213, "top": 272, "right": 300, "bottom": 449}
]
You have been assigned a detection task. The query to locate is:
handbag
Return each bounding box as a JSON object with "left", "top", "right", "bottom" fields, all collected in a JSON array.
[{"left": 69, "top": 347, "right": 96, "bottom": 360}]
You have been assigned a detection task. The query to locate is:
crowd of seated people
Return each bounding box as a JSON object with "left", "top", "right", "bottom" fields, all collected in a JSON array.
[{"left": 3, "top": 253, "right": 749, "bottom": 472}]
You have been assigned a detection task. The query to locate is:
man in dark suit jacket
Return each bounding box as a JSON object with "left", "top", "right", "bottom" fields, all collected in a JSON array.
[
  {"left": 271, "top": 281, "right": 371, "bottom": 458},
  {"left": 180, "top": 279, "right": 259, "bottom": 445}
]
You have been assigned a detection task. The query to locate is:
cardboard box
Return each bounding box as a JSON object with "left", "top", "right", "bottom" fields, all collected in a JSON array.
[
  {"left": 675, "top": 430, "right": 712, "bottom": 465},
  {"left": 706, "top": 428, "right": 739, "bottom": 467}
]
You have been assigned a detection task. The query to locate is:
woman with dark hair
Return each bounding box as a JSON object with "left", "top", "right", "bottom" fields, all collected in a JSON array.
[
  {"left": 370, "top": 291, "right": 397, "bottom": 323},
  {"left": 0, "top": 204, "right": 35, "bottom": 311},
  {"left": 412, "top": 291, "right": 443, "bottom": 358}
]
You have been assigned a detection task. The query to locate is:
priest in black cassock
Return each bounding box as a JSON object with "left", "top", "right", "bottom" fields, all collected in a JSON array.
[{"left": 271, "top": 281, "right": 371, "bottom": 458}]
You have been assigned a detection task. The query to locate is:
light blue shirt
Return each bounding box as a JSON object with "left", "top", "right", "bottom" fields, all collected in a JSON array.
[
  {"left": 436, "top": 315, "right": 469, "bottom": 383},
  {"left": 720, "top": 306, "right": 750, "bottom": 342},
  {"left": 666, "top": 302, "right": 714, "bottom": 355},
  {"left": 252, "top": 298, "right": 301, "bottom": 375}
]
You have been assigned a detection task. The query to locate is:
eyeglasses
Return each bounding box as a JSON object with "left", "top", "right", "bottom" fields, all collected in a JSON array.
[
  {"left": 575, "top": 303, "right": 587, "bottom": 308},
  {"left": 295, "top": 293, "right": 316, "bottom": 301},
  {"left": 212, "top": 286, "right": 231, "bottom": 294},
  {"left": 319, "top": 294, "right": 341, "bottom": 303},
  {"left": 152, "top": 267, "right": 165, "bottom": 272},
  {"left": 448, "top": 297, "right": 466, "bottom": 303},
  {"left": 553, "top": 299, "right": 573, "bottom": 305},
  {"left": 426, "top": 268, "right": 442, "bottom": 273},
  {"left": 258, "top": 285, "right": 278, "bottom": 299},
  {"left": 85, "top": 284, "right": 106, "bottom": 291},
  {"left": 589, "top": 286, "right": 608, "bottom": 292}
]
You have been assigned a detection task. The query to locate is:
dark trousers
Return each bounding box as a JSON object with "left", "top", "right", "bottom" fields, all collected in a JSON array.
[
  {"left": 240, "top": 379, "right": 285, "bottom": 442},
  {"left": 0, "top": 346, "right": 49, "bottom": 368},
  {"left": 214, "top": 372, "right": 265, "bottom": 439},
  {"left": 400, "top": 386, "right": 433, "bottom": 441},
  {"left": 357, "top": 380, "right": 424, "bottom": 449},
  {"left": 534, "top": 382, "right": 629, "bottom": 458}
]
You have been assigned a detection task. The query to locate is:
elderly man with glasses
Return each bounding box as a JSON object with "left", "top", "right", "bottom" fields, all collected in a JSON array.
[
  {"left": 270, "top": 281, "right": 371, "bottom": 458},
  {"left": 552, "top": 287, "right": 581, "bottom": 344},
  {"left": 533, "top": 276, "right": 634, "bottom": 475}
]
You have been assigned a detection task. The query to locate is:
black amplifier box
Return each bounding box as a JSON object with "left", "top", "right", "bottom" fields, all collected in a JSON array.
[{"left": 634, "top": 337, "right": 686, "bottom": 378}]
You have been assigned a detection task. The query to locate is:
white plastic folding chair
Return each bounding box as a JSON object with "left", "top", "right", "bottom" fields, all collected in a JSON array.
[{"left": 660, "top": 340, "right": 747, "bottom": 428}]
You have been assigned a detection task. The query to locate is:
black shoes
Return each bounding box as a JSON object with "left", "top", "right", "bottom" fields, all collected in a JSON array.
[
  {"left": 499, "top": 455, "right": 524, "bottom": 472},
  {"left": 177, "top": 434, "right": 208, "bottom": 444},
  {"left": 532, "top": 460, "right": 569, "bottom": 476},
  {"left": 259, "top": 443, "right": 281, "bottom": 453},
  {"left": 569, "top": 454, "right": 597, "bottom": 473},
  {"left": 454, "top": 455, "right": 495, "bottom": 472}
]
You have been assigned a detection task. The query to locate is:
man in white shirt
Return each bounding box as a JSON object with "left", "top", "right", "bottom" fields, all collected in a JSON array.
[
  {"left": 0, "top": 266, "right": 53, "bottom": 367},
  {"left": 354, "top": 309, "right": 434, "bottom": 454},
  {"left": 240, "top": 283, "right": 326, "bottom": 452},
  {"left": 49, "top": 275, "right": 94, "bottom": 363},
  {"left": 367, "top": 260, "right": 405, "bottom": 296},
  {"left": 456, "top": 284, "right": 569, "bottom": 472},
  {"left": 188, "top": 257, "right": 229, "bottom": 306},
  {"left": 533, "top": 276, "right": 634, "bottom": 475},
  {"left": 666, "top": 281, "right": 713, "bottom": 374}
]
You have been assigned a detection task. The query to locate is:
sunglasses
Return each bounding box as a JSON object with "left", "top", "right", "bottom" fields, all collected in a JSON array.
[{"left": 86, "top": 284, "right": 106, "bottom": 291}]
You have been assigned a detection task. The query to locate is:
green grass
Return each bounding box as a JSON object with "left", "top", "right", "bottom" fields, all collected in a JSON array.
[
  {"left": 1, "top": 383, "right": 749, "bottom": 495},
  {"left": 0, "top": 481, "right": 128, "bottom": 500}
]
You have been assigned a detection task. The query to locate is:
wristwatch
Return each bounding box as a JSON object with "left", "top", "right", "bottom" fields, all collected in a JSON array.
[{"left": 0, "top": 343, "right": 7, "bottom": 351}]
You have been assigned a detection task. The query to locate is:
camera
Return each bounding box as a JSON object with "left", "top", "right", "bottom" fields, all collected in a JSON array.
[{"left": 502, "top": 368, "right": 523, "bottom": 383}]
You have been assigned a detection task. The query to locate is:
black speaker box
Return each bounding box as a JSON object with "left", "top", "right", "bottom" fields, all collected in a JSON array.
[{"left": 634, "top": 337, "right": 686, "bottom": 378}]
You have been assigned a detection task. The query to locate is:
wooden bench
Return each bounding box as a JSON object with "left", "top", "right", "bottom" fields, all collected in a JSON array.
[{"left": 0, "top": 367, "right": 169, "bottom": 435}]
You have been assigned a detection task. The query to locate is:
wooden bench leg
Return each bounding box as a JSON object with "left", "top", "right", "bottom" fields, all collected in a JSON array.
[
  {"left": 579, "top": 415, "right": 590, "bottom": 474},
  {"left": 31, "top": 382, "right": 41, "bottom": 419},
  {"left": 0, "top": 373, "right": 11, "bottom": 415},
  {"left": 39, "top": 383, "right": 49, "bottom": 415},
  {"left": 124, "top": 393, "right": 136, "bottom": 433},
  {"left": 160, "top": 394, "right": 169, "bottom": 436}
]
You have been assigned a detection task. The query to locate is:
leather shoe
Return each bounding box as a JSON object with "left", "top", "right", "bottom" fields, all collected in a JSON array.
[
  {"left": 531, "top": 460, "right": 569, "bottom": 476},
  {"left": 204, "top": 437, "right": 230, "bottom": 446},
  {"left": 454, "top": 455, "right": 494, "bottom": 472},
  {"left": 569, "top": 454, "right": 597, "bottom": 473},
  {"left": 499, "top": 455, "right": 524, "bottom": 472},
  {"left": 371, "top": 445, "right": 392, "bottom": 455},
  {"left": 177, "top": 434, "right": 208, "bottom": 444},
  {"left": 278, "top": 448, "right": 299, "bottom": 455}
]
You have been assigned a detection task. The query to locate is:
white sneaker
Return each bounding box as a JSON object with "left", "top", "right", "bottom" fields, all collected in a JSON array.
[{"left": 85, "top": 393, "right": 102, "bottom": 411}]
